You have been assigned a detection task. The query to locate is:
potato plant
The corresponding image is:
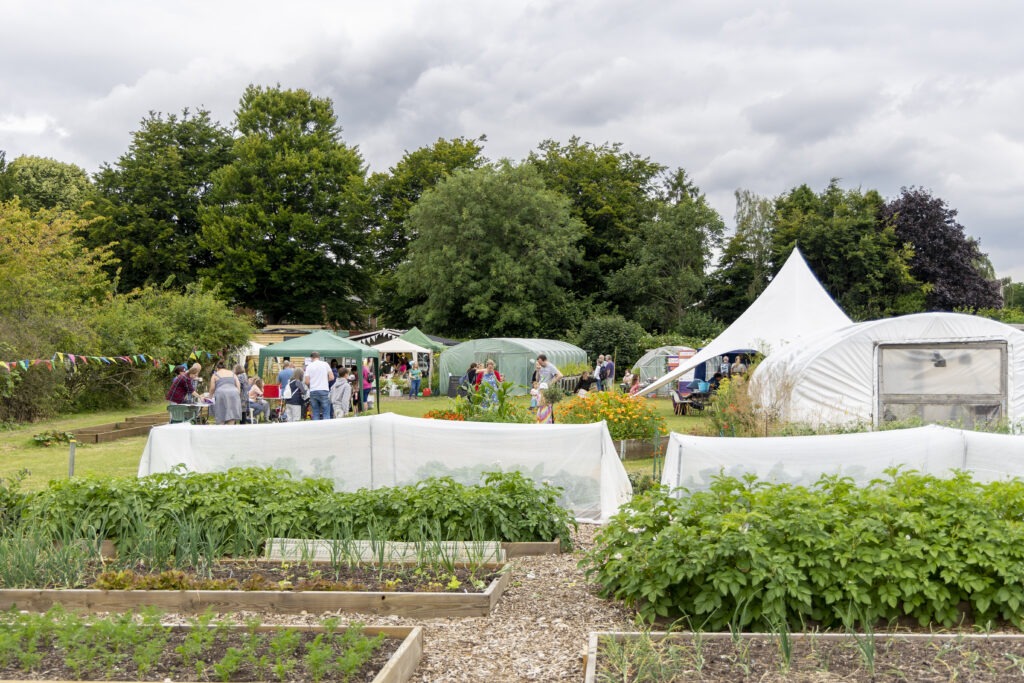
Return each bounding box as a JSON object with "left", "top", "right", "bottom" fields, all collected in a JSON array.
[{"left": 582, "top": 470, "right": 1024, "bottom": 630}]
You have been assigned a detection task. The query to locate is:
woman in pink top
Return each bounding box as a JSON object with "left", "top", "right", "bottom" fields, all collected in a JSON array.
[{"left": 361, "top": 361, "right": 374, "bottom": 406}]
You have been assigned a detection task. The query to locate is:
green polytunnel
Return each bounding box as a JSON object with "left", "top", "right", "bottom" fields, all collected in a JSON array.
[{"left": 438, "top": 338, "right": 587, "bottom": 395}]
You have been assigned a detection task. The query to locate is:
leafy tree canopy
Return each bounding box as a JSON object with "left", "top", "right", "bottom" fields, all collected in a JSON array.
[
  {"left": 1, "top": 155, "right": 91, "bottom": 212},
  {"left": 199, "top": 85, "right": 368, "bottom": 326},
  {"left": 706, "top": 189, "right": 776, "bottom": 323},
  {"left": 881, "top": 186, "right": 1002, "bottom": 310},
  {"left": 88, "top": 109, "right": 234, "bottom": 291},
  {"left": 528, "top": 137, "right": 664, "bottom": 307},
  {"left": 608, "top": 169, "right": 724, "bottom": 333},
  {"left": 366, "top": 136, "right": 488, "bottom": 327},
  {"left": 397, "top": 162, "right": 583, "bottom": 338},
  {"left": 772, "top": 180, "right": 927, "bottom": 320},
  {"left": 573, "top": 314, "right": 646, "bottom": 369}
]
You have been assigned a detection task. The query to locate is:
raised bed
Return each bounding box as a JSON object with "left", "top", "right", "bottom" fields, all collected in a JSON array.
[
  {"left": 0, "top": 619, "right": 422, "bottom": 683},
  {"left": 584, "top": 631, "right": 1024, "bottom": 682},
  {"left": 72, "top": 413, "right": 167, "bottom": 444},
  {"left": 0, "top": 566, "right": 512, "bottom": 618}
]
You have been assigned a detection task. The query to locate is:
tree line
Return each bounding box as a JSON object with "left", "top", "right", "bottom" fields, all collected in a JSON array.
[{"left": 0, "top": 84, "right": 1013, "bottom": 355}]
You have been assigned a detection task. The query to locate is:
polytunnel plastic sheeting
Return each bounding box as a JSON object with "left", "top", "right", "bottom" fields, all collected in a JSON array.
[
  {"left": 752, "top": 312, "right": 1024, "bottom": 427},
  {"left": 661, "top": 426, "right": 973, "bottom": 493},
  {"left": 138, "top": 413, "right": 632, "bottom": 523}
]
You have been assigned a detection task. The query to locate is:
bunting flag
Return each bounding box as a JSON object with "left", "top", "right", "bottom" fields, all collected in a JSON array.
[{"left": 0, "top": 349, "right": 221, "bottom": 375}]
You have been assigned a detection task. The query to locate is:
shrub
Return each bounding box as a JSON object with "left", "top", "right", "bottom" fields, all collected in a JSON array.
[
  {"left": 558, "top": 392, "right": 666, "bottom": 440},
  {"left": 582, "top": 470, "right": 1024, "bottom": 630}
]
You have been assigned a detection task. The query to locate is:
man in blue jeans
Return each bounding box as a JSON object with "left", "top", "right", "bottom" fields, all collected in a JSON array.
[{"left": 303, "top": 351, "right": 334, "bottom": 420}]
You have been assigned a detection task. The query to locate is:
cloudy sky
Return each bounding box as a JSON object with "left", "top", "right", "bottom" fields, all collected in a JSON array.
[{"left": 4, "top": 1, "right": 1023, "bottom": 279}]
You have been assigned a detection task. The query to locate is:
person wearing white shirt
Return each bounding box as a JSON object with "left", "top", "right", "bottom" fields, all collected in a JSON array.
[{"left": 303, "top": 352, "right": 334, "bottom": 420}]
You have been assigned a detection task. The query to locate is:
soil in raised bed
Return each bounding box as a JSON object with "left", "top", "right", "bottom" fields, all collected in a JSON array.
[
  {"left": 31, "top": 560, "right": 499, "bottom": 593},
  {"left": 0, "top": 622, "right": 401, "bottom": 682},
  {"left": 596, "top": 634, "right": 1024, "bottom": 682}
]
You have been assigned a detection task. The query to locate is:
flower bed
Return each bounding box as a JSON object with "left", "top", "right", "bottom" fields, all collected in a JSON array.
[
  {"left": 0, "top": 607, "right": 422, "bottom": 682},
  {"left": 557, "top": 392, "right": 666, "bottom": 441}
]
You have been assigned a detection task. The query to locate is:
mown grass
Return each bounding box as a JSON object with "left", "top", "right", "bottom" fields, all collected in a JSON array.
[{"left": 0, "top": 394, "right": 705, "bottom": 491}]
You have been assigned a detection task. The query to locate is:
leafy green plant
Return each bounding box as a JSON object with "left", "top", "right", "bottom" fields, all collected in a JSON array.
[
  {"left": 583, "top": 470, "right": 1024, "bottom": 631},
  {"left": 453, "top": 380, "right": 533, "bottom": 423},
  {"left": 31, "top": 430, "right": 75, "bottom": 447}
]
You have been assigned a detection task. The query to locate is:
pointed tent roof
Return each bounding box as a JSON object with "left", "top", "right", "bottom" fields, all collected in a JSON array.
[
  {"left": 257, "top": 330, "right": 378, "bottom": 373},
  {"left": 398, "top": 326, "right": 445, "bottom": 352},
  {"left": 637, "top": 247, "right": 853, "bottom": 396}
]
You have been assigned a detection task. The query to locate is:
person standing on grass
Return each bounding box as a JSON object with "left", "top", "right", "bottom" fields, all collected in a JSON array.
[
  {"left": 284, "top": 368, "right": 307, "bottom": 422},
  {"left": 276, "top": 360, "right": 292, "bottom": 395},
  {"left": 602, "top": 355, "right": 615, "bottom": 391},
  {"left": 330, "top": 367, "right": 352, "bottom": 418},
  {"left": 536, "top": 383, "right": 554, "bottom": 424},
  {"left": 536, "top": 354, "right": 562, "bottom": 387},
  {"left": 408, "top": 360, "right": 422, "bottom": 399},
  {"left": 303, "top": 352, "right": 334, "bottom": 421},
  {"left": 361, "top": 360, "right": 375, "bottom": 409}
]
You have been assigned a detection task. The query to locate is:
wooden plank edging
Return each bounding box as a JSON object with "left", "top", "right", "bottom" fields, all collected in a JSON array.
[
  {"left": 0, "top": 624, "right": 421, "bottom": 683},
  {"left": 0, "top": 571, "right": 510, "bottom": 618},
  {"left": 584, "top": 630, "right": 1024, "bottom": 683}
]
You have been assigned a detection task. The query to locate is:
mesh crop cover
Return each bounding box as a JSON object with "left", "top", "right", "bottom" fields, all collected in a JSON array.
[
  {"left": 139, "top": 413, "right": 632, "bottom": 523},
  {"left": 662, "top": 425, "right": 1024, "bottom": 494}
]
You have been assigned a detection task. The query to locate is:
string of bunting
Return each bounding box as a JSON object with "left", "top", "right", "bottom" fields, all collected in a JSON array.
[{"left": 0, "top": 349, "right": 219, "bottom": 374}]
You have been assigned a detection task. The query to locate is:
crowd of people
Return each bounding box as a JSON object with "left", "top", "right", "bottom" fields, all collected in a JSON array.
[
  {"left": 168, "top": 355, "right": 385, "bottom": 425},
  {"left": 167, "top": 347, "right": 735, "bottom": 426}
]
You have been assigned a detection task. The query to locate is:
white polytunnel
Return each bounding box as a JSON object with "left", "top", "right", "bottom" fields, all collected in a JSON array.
[
  {"left": 750, "top": 312, "right": 1024, "bottom": 429},
  {"left": 138, "top": 413, "right": 633, "bottom": 524}
]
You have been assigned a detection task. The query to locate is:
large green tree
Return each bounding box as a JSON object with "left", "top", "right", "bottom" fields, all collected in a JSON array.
[
  {"left": 772, "top": 180, "right": 926, "bottom": 319},
  {"left": 608, "top": 169, "right": 724, "bottom": 333},
  {"left": 1, "top": 155, "right": 91, "bottom": 212},
  {"left": 527, "top": 137, "right": 663, "bottom": 310},
  {"left": 365, "top": 136, "right": 487, "bottom": 326},
  {"left": 706, "top": 189, "right": 776, "bottom": 323},
  {"left": 89, "top": 109, "right": 234, "bottom": 290},
  {"left": 397, "top": 162, "right": 583, "bottom": 338},
  {"left": 199, "top": 85, "right": 368, "bottom": 325},
  {"left": 881, "top": 187, "right": 1001, "bottom": 310}
]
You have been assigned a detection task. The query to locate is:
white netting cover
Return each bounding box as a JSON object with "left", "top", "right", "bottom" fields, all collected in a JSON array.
[
  {"left": 138, "top": 413, "right": 632, "bottom": 523},
  {"left": 662, "top": 425, "right": 1024, "bottom": 493}
]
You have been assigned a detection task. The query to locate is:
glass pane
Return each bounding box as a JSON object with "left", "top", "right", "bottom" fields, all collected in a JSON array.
[
  {"left": 881, "top": 401, "right": 1001, "bottom": 428},
  {"left": 880, "top": 346, "right": 1002, "bottom": 395}
]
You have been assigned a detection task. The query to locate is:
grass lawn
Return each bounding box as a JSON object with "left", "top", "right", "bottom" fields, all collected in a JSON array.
[{"left": 0, "top": 394, "right": 708, "bottom": 491}]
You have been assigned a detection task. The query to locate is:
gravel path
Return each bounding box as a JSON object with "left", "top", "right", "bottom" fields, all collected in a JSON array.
[{"left": 235, "top": 524, "right": 634, "bottom": 682}]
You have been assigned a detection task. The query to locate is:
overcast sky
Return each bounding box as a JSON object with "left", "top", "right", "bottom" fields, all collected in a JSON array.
[{"left": 3, "top": 1, "right": 1023, "bottom": 279}]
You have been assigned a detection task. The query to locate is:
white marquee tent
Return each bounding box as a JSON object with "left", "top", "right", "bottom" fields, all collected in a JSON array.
[
  {"left": 751, "top": 312, "right": 1024, "bottom": 428},
  {"left": 372, "top": 338, "right": 434, "bottom": 392},
  {"left": 662, "top": 425, "right": 1024, "bottom": 494},
  {"left": 138, "top": 413, "right": 632, "bottom": 523},
  {"left": 637, "top": 248, "right": 852, "bottom": 397}
]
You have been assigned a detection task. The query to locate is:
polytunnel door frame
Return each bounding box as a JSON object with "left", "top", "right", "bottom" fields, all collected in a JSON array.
[{"left": 874, "top": 340, "right": 1008, "bottom": 429}]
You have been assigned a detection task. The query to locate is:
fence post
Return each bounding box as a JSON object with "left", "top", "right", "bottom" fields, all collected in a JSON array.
[{"left": 68, "top": 438, "right": 76, "bottom": 478}]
